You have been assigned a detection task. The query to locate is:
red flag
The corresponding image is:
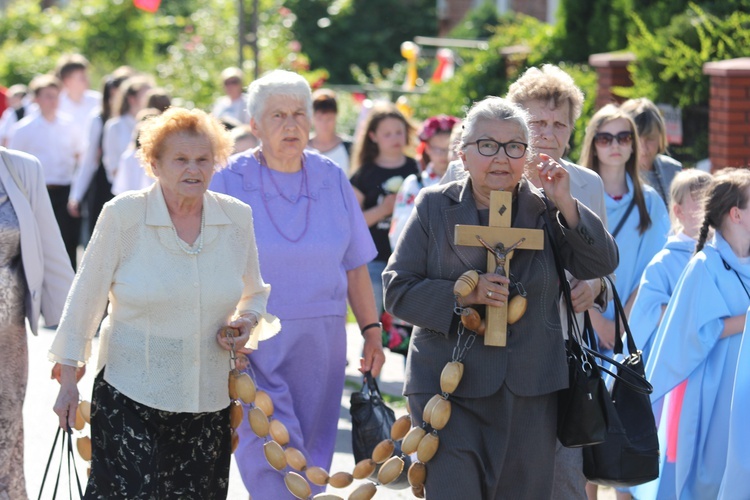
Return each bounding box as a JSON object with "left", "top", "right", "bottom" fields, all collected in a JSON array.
[{"left": 134, "top": 0, "right": 161, "bottom": 12}]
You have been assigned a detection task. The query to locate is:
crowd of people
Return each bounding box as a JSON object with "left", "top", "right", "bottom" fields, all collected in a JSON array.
[{"left": 0, "top": 52, "right": 749, "bottom": 500}]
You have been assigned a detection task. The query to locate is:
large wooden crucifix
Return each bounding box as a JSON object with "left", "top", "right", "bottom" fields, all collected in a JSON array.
[{"left": 454, "top": 191, "right": 544, "bottom": 346}]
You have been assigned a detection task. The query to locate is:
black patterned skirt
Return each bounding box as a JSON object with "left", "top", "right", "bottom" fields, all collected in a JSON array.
[{"left": 84, "top": 369, "right": 231, "bottom": 499}]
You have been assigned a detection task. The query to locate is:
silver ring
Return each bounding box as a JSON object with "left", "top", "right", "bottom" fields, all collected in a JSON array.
[{"left": 486, "top": 290, "right": 493, "bottom": 298}]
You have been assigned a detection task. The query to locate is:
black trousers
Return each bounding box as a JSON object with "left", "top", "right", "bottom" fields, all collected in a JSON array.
[
  {"left": 46, "top": 185, "right": 80, "bottom": 271},
  {"left": 85, "top": 370, "right": 231, "bottom": 500},
  {"left": 85, "top": 164, "right": 113, "bottom": 237}
]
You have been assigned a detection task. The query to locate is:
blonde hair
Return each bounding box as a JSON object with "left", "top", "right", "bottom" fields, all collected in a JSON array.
[
  {"left": 506, "top": 64, "right": 585, "bottom": 126},
  {"left": 668, "top": 169, "right": 712, "bottom": 234},
  {"left": 620, "top": 98, "right": 668, "bottom": 154},
  {"left": 579, "top": 104, "right": 652, "bottom": 234},
  {"left": 137, "top": 107, "right": 234, "bottom": 177}
]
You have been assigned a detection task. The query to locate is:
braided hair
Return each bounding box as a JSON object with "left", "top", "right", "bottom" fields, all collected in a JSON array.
[{"left": 695, "top": 168, "right": 750, "bottom": 253}]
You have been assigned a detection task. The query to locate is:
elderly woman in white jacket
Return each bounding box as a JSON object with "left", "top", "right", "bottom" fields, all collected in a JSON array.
[{"left": 0, "top": 147, "right": 74, "bottom": 499}]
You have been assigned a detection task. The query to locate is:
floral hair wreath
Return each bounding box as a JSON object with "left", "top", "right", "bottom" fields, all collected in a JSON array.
[{"left": 418, "top": 115, "right": 461, "bottom": 143}]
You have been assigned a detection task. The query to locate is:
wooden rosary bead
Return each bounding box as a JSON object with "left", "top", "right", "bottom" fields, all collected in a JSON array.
[
  {"left": 390, "top": 414, "right": 412, "bottom": 441},
  {"left": 422, "top": 394, "right": 443, "bottom": 425},
  {"left": 269, "top": 419, "right": 290, "bottom": 446},
  {"left": 284, "top": 471, "right": 312, "bottom": 500},
  {"left": 305, "top": 466, "right": 330, "bottom": 486},
  {"left": 412, "top": 483, "right": 426, "bottom": 498},
  {"left": 430, "top": 398, "right": 452, "bottom": 431},
  {"left": 348, "top": 482, "right": 377, "bottom": 500},
  {"left": 460, "top": 307, "right": 482, "bottom": 332},
  {"left": 229, "top": 401, "right": 243, "bottom": 429},
  {"left": 228, "top": 370, "right": 240, "bottom": 400},
  {"left": 284, "top": 447, "right": 307, "bottom": 471},
  {"left": 440, "top": 361, "right": 464, "bottom": 394},
  {"left": 234, "top": 372, "right": 257, "bottom": 404},
  {"left": 401, "top": 426, "right": 426, "bottom": 455},
  {"left": 352, "top": 459, "right": 376, "bottom": 480},
  {"left": 255, "top": 390, "right": 274, "bottom": 417},
  {"left": 312, "top": 495, "right": 343, "bottom": 500},
  {"left": 507, "top": 295, "right": 527, "bottom": 325},
  {"left": 78, "top": 400, "right": 91, "bottom": 425},
  {"left": 74, "top": 405, "right": 86, "bottom": 431},
  {"left": 248, "top": 407, "right": 270, "bottom": 437},
  {"left": 263, "top": 441, "right": 287, "bottom": 471},
  {"left": 328, "top": 471, "right": 354, "bottom": 488},
  {"left": 231, "top": 430, "right": 239, "bottom": 453},
  {"left": 218, "top": 326, "right": 240, "bottom": 338},
  {"left": 408, "top": 461, "right": 426, "bottom": 488},
  {"left": 453, "top": 270, "right": 479, "bottom": 298},
  {"left": 371, "top": 438, "right": 395, "bottom": 464},
  {"left": 377, "top": 456, "right": 404, "bottom": 485},
  {"left": 76, "top": 436, "right": 92, "bottom": 461},
  {"left": 417, "top": 432, "right": 440, "bottom": 463}
]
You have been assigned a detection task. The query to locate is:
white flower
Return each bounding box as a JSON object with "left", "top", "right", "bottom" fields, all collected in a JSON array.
[{"left": 383, "top": 176, "right": 404, "bottom": 194}]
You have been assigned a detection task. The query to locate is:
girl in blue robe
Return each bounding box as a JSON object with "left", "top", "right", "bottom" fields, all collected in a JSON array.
[
  {"left": 719, "top": 306, "right": 750, "bottom": 500},
  {"left": 629, "top": 169, "right": 713, "bottom": 362},
  {"left": 646, "top": 168, "right": 750, "bottom": 499},
  {"left": 628, "top": 169, "right": 712, "bottom": 500},
  {"left": 579, "top": 104, "right": 670, "bottom": 352}
]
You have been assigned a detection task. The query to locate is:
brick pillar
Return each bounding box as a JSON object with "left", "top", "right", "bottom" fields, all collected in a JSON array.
[
  {"left": 588, "top": 52, "right": 636, "bottom": 110},
  {"left": 703, "top": 57, "right": 750, "bottom": 170}
]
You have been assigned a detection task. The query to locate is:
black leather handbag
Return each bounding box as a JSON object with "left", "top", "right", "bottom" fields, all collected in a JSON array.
[
  {"left": 350, "top": 371, "right": 410, "bottom": 489},
  {"left": 38, "top": 427, "right": 84, "bottom": 500},
  {"left": 582, "top": 280, "right": 660, "bottom": 487},
  {"left": 544, "top": 215, "right": 609, "bottom": 447}
]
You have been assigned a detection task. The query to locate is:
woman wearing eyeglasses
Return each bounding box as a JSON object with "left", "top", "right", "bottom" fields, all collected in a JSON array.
[
  {"left": 383, "top": 97, "right": 618, "bottom": 499},
  {"left": 580, "top": 104, "right": 670, "bottom": 356}
]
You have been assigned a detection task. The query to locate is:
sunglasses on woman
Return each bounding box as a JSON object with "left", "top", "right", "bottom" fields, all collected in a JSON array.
[{"left": 593, "top": 131, "right": 633, "bottom": 147}]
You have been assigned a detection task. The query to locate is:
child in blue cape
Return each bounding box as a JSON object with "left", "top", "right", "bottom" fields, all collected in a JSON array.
[
  {"left": 647, "top": 168, "right": 750, "bottom": 499},
  {"left": 628, "top": 168, "right": 712, "bottom": 500},
  {"left": 719, "top": 305, "right": 750, "bottom": 499}
]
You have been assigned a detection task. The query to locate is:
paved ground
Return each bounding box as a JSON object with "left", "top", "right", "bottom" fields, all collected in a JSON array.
[{"left": 24, "top": 322, "right": 614, "bottom": 499}]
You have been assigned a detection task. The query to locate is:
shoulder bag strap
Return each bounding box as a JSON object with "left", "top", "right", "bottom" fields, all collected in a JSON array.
[
  {"left": 611, "top": 197, "right": 636, "bottom": 239},
  {"left": 0, "top": 147, "right": 29, "bottom": 200}
]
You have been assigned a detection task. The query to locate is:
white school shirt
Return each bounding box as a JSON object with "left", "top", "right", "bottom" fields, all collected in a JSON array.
[
  {"left": 111, "top": 145, "right": 154, "bottom": 195},
  {"left": 102, "top": 114, "right": 136, "bottom": 182},
  {"left": 49, "top": 183, "right": 280, "bottom": 413},
  {"left": 70, "top": 110, "right": 104, "bottom": 203},
  {"left": 58, "top": 90, "right": 101, "bottom": 135},
  {"left": 8, "top": 112, "right": 84, "bottom": 187}
]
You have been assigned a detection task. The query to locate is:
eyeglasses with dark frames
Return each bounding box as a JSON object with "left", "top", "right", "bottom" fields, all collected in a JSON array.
[
  {"left": 467, "top": 139, "right": 528, "bottom": 159},
  {"left": 593, "top": 131, "right": 633, "bottom": 147}
]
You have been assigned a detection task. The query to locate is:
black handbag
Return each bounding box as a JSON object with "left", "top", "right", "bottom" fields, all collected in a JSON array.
[
  {"left": 350, "top": 371, "right": 410, "bottom": 489},
  {"left": 582, "top": 280, "right": 660, "bottom": 487},
  {"left": 544, "top": 213, "right": 609, "bottom": 447},
  {"left": 38, "top": 427, "right": 85, "bottom": 500}
]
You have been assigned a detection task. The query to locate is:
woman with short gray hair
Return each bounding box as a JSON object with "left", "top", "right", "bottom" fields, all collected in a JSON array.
[
  {"left": 210, "top": 69, "right": 385, "bottom": 499},
  {"left": 383, "top": 96, "right": 617, "bottom": 498}
]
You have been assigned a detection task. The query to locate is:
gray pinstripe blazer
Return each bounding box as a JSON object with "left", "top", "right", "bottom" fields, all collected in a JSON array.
[{"left": 383, "top": 176, "right": 618, "bottom": 399}]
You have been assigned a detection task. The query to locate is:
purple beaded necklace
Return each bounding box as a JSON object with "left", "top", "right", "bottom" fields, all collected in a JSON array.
[{"left": 256, "top": 150, "right": 311, "bottom": 243}]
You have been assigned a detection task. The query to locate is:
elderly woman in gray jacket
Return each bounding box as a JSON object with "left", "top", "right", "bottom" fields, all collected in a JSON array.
[{"left": 383, "top": 97, "right": 618, "bottom": 500}]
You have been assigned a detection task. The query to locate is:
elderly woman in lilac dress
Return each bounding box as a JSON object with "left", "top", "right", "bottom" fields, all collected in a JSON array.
[{"left": 209, "top": 69, "right": 385, "bottom": 499}]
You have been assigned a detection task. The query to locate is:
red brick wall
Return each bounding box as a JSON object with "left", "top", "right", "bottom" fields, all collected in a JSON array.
[
  {"left": 588, "top": 52, "right": 635, "bottom": 110},
  {"left": 703, "top": 58, "right": 750, "bottom": 170}
]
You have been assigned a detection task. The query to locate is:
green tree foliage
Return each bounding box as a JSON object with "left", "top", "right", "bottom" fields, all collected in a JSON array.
[
  {"left": 447, "top": 0, "right": 500, "bottom": 39},
  {"left": 551, "top": 0, "right": 633, "bottom": 62},
  {"left": 0, "top": 0, "right": 318, "bottom": 110},
  {"left": 282, "top": 0, "right": 437, "bottom": 84}
]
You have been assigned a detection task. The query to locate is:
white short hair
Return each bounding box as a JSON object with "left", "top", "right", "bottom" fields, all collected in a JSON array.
[
  {"left": 246, "top": 70, "right": 313, "bottom": 121},
  {"left": 460, "top": 97, "right": 531, "bottom": 146}
]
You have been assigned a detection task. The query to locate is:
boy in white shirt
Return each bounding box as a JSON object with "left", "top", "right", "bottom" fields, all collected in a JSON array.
[{"left": 9, "top": 74, "right": 85, "bottom": 270}]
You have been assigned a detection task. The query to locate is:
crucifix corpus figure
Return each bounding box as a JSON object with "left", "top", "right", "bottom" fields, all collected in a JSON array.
[{"left": 454, "top": 191, "right": 544, "bottom": 346}]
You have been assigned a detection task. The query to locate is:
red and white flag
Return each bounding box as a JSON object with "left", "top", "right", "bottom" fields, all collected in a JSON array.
[{"left": 134, "top": 0, "right": 161, "bottom": 13}]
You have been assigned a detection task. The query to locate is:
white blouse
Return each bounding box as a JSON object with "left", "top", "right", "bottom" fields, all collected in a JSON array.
[{"left": 49, "top": 182, "right": 280, "bottom": 412}]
